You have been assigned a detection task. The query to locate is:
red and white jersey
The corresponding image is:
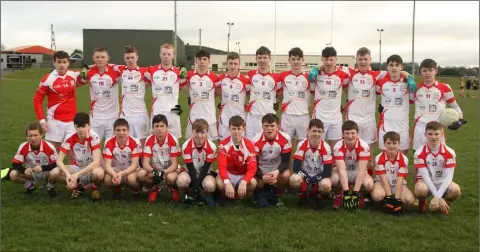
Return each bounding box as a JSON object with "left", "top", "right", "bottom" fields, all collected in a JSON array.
[
  {"left": 217, "top": 73, "right": 250, "bottom": 125},
  {"left": 182, "top": 138, "right": 217, "bottom": 174},
  {"left": 60, "top": 129, "right": 101, "bottom": 168},
  {"left": 312, "top": 67, "right": 349, "bottom": 123},
  {"left": 376, "top": 74, "right": 411, "bottom": 132},
  {"left": 145, "top": 65, "right": 183, "bottom": 116},
  {"left": 114, "top": 65, "right": 150, "bottom": 117},
  {"left": 246, "top": 70, "right": 282, "bottom": 116},
  {"left": 375, "top": 151, "right": 408, "bottom": 187},
  {"left": 333, "top": 138, "right": 371, "bottom": 172},
  {"left": 411, "top": 81, "right": 457, "bottom": 125},
  {"left": 252, "top": 130, "right": 292, "bottom": 173},
  {"left": 102, "top": 136, "right": 142, "bottom": 171},
  {"left": 183, "top": 70, "right": 221, "bottom": 125},
  {"left": 294, "top": 138, "right": 332, "bottom": 177},
  {"left": 84, "top": 65, "right": 121, "bottom": 119},
  {"left": 33, "top": 69, "right": 81, "bottom": 122},
  {"left": 12, "top": 140, "right": 57, "bottom": 168},
  {"left": 217, "top": 136, "right": 257, "bottom": 182},
  {"left": 143, "top": 133, "right": 181, "bottom": 171},
  {"left": 278, "top": 71, "right": 312, "bottom": 115},
  {"left": 345, "top": 69, "right": 386, "bottom": 123},
  {"left": 414, "top": 143, "right": 456, "bottom": 184}
]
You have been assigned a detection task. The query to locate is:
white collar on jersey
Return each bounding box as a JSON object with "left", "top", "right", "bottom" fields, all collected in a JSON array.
[
  {"left": 261, "top": 131, "right": 279, "bottom": 142},
  {"left": 383, "top": 150, "right": 401, "bottom": 162},
  {"left": 29, "top": 140, "right": 44, "bottom": 152},
  {"left": 229, "top": 137, "right": 246, "bottom": 150},
  {"left": 191, "top": 138, "right": 208, "bottom": 150},
  {"left": 194, "top": 69, "right": 210, "bottom": 75},
  {"left": 93, "top": 65, "right": 109, "bottom": 72},
  {"left": 126, "top": 66, "right": 140, "bottom": 71},
  {"left": 307, "top": 138, "right": 325, "bottom": 150},
  {"left": 115, "top": 136, "right": 130, "bottom": 147},
  {"left": 425, "top": 143, "right": 446, "bottom": 154},
  {"left": 158, "top": 65, "right": 174, "bottom": 71},
  {"left": 256, "top": 69, "right": 272, "bottom": 75},
  {"left": 343, "top": 138, "right": 360, "bottom": 150}
]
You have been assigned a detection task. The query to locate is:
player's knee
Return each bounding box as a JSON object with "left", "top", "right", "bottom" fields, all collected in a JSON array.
[
  {"left": 330, "top": 171, "right": 339, "bottom": 187},
  {"left": 319, "top": 179, "right": 332, "bottom": 192},
  {"left": 446, "top": 183, "right": 461, "bottom": 201},
  {"left": 126, "top": 174, "right": 138, "bottom": 187},
  {"left": 92, "top": 168, "right": 104, "bottom": 182},
  {"left": 137, "top": 169, "right": 147, "bottom": 181},
  {"left": 371, "top": 188, "right": 385, "bottom": 202},
  {"left": 289, "top": 174, "right": 302, "bottom": 189},
  {"left": 255, "top": 178, "right": 264, "bottom": 189},
  {"left": 9, "top": 170, "right": 20, "bottom": 182},
  {"left": 402, "top": 192, "right": 416, "bottom": 205},
  {"left": 279, "top": 170, "right": 291, "bottom": 184},
  {"left": 202, "top": 180, "right": 216, "bottom": 193},
  {"left": 414, "top": 181, "right": 429, "bottom": 199},
  {"left": 176, "top": 174, "right": 190, "bottom": 189},
  {"left": 363, "top": 175, "right": 374, "bottom": 192},
  {"left": 216, "top": 177, "right": 225, "bottom": 191},
  {"left": 247, "top": 178, "right": 257, "bottom": 192},
  {"left": 47, "top": 167, "right": 60, "bottom": 180},
  {"left": 166, "top": 172, "right": 178, "bottom": 186}
]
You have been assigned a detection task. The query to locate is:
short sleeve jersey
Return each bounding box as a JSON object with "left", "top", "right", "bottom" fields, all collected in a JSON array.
[
  {"left": 60, "top": 129, "right": 101, "bottom": 168},
  {"left": 294, "top": 138, "right": 332, "bottom": 177},
  {"left": 182, "top": 138, "right": 217, "bottom": 175},
  {"left": 102, "top": 136, "right": 142, "bottom": 171},
  {"left": 252, "top": 130, "right": 292, "bottom": 173},
  {"left": 13, "top": 140, "right": 58, "bottom": 168},
  {"left": 413, "top": 143, "right": 456, "bottom": 184},
  {"left": 143, "top": 132, "right": 181, "bottom": 171},
  {"left": 375, "top": 151, "right": 409, "bottom": 187}
]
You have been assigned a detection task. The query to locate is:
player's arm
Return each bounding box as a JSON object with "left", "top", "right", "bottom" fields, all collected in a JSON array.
[
  {"left": 335, "top": 159, "right": 349, "bottom": 191},
  {"left": 164, "top": 156, "right": 178, "bottom": 174},
  {"left": 142, "top": 156, "right": 154, "bottom": 172},
  {"left": 394, "top": 159, "right": 408, "bottom": 199},
  {"left": 379, "top": 174, "right": 392, "bottom": 196},
  {"left": 255, "top": 156, "right": 264, "bottom": 179},
  {"left": 76, "top": 148, "right": 101, "bottom": 177},
  {"left": 123, "top": 156, "right": 139, "bottom": 176},
  {"left": 103, "top": 157, "right": 117, "bottom": 177},
  {"left": 40, "top": 163, "right": 57, "bottom": 172},
  {"left": 292, "top": 159, "right": 312, "bottom": 181},
  {"left": 243, "top": 152, "right": 258, "bottom": 183},
  {"left": 417, "top": 167, "right": 439, "bottom": 196},
  {"left": 434, "top": 158, "right": 455, "bottom": 199},
  {"left": 278, "top": 152, "right": 291, "bottom": 173},
  {"left": 353, "top": 160, "right": 368, "bottom": 191},
  {"left": 12, "top": 162, "right": 26, "bottom": 173},
  {"left": 33, "top": 78, "right": 49, "bottom": 124},
  {"left": 217, "top": 147, "right": 229, "bottom": 182},
  {"left": 56, "top": 150, "right": 71, "bottom": 176},
  {"left": 194, "top": 162, "right": 213, "bottom": 189},
  {"left": 310, "top": 163, "right": 333, "bottom": 185}
]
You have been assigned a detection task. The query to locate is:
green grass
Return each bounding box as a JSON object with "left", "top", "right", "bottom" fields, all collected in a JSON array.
[{"left": 1, "top": 68, "right": 479, "bottom": 251}]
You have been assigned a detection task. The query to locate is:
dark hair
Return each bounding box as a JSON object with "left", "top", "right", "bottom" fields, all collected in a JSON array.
[
  {"left": 195, "top": 49, "right": 210, "bottom": 59},
  {"left": 25, "top": 122, "right": 43, "bottom": 135},
  {"left": 124, "top": 45, "right": 138, "bottom": 54},
  {"left": 94, "top": 47, "right": 109, "bottom": 54},
  {"left": 383, "top": 131, "right": 400, "bottom": 143},
  {"left": 425, "top": 121, "right": 443, "bottom": 131},
  {"left": 309, "top": 119, "right": 324, "bottom": 130},
  {"left": 113, "top": 118, "right": 129, "bottom": 130},
  {"left": 53, "top": 51, "right": 69, "bottom": 61},
  {"left": 288, "top": 47, "right": 304, "bottom": 58},
  {"left": 261, "top": 113, "right": 279, "bottom": 124},
  {"left": 152, "top": 114, "right": 168, "bottom": 127},
  {"left": 229, "top": 115, "right": 245, "bottom": 127},
  {"left": 342, "top": 120, "right": 359, "bottom": 132},
  {"left": 227, "top": 52, "right": 240, "bottom": 61},
  {"left": 74, "top": 112, "right": 90, "bottom": 127},
  {"left": 386, "top": 54, "right": 403, "bottom": 65},
  {"left": 322, "top": 47, "right": 337, "bottom": 58},
  {"left": 192, "top": 119, "right": 209, "bottom": 132},
  {"left": 420, "top": 59, "right": 437, "bottom": 70},
  {"left": 356, "top": 47, "right": 371, "bottom": 57},
  {"left": 256, "top": 46, "right": 271, "bottom": 57}
]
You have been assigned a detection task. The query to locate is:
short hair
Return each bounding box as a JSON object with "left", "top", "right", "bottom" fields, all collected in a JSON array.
[
  {"left": 356, "top": 47, "right": 371, "bottom": 57},
  {"left": 229, "top": 115, "right": 244, "bottom": 127},
  {"left": 226, "top": 52, "right": 240, "bottom": 61},
  {"left": 160, "top": 43, "right": 174, "bottom": 50},
  {"left": 195, "top": 49, "right": 210, "bottom": 59},
  {"left": 309, "top": 119, "right": 324, "bottom": 130},
  {"left": 53, "top": 51, "right": 69, "bottom": 61},
  {"left": 25, "top": 122, "right": 43, "bottom": 135},
  {"left": 94, "top": 47, "right": 109, "bottom": 54},
  {"left": 288, "top": 47, "right": 304, "bottom": 58},
  {"left": 383, "top": 131, "right": 400, "bottom": 143},
  {"left": 152, "top": 114, "right": 168, "bottom": 127},
  {"left": 113, "top": 118, "right": 129, "bottom": 130},
  {"left": 386, "top": 54, "right": 403, "bottom": 65},
  {"left": 256, "top": 46, "right": 271, "bottom": 57},
  {"left": 261, "top": 113, "right": 279, "bottom": 124},
  {"left": 124, "top": 45, "right": 138, "bottom": 54},
  {"left": 420, "top": 59, "right": 437, "bottom": 70},
  {"left": 425, "top": 121, "right": 443, "bottom": 131},
  {"left": 192, "top": 119, "right": 209, "bottom": 132},
  {"left": 73, "top": 112, "right": 90, "bottom": 127},
  {"left": 342, "top": 120, "right": 359, "bottom": 132},
  {"left": 322, "top": 47, "right": 337, "bottom": 58}
]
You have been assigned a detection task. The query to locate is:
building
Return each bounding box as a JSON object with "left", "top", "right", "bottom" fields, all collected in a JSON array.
[
  {"left": 184, "top": 44, "right": 227, "bottom": 68},
  {"left": 83, "top": 29, "right": 185, "bottom": 66},
  {"left": 69, "top": 52, "right": 84, "bottom": 69},
  {"left": 0, "top": 45, "right": 55, "bottom": 69}
]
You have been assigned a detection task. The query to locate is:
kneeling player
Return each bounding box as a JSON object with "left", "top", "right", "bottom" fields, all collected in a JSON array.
[
  {"left": 371, "top": 131, "right": 415, "bottom": 215},
  {"left": 252, "top": 113, "right": 292, "bottom": 207},
  {"left": 289, "top": 119, "right": 333, "bottom": 209},
  {"left": 10, "top": 122, "right": 60, "bottom": 197},
  {"left": 216, "top": 116, "right": 257, "bottom": 203},
  {"left": 55, "top": 112, "right": 105, "bottom": 200},
  {"left": 102, "top": 119, "right": 142, "bottom": 200},
  {"left": 177, "top": 119, "right": 217, "bottom": 206},
  {"left": 331, "top": 120, "right": 374, "bottom": 210},
  {"left": 413, "top": 121, "right": 461, "bottom": 214},
  {"left": 138, "top": 114, "right": 181, "bottom": 203}
]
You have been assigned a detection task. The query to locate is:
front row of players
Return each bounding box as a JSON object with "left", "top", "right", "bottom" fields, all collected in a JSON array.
[{"left": 10, "top": 112, "right": 460, "bottom": 214}]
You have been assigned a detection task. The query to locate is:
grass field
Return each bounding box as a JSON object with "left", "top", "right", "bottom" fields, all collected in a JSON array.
[{"left": 1, "top": 68, "right": 478, "bottom": 251}]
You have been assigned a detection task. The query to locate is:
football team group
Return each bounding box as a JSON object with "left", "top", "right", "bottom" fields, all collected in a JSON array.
[{"left": 8, "top": 43, "right": 467, "bottom": 215}]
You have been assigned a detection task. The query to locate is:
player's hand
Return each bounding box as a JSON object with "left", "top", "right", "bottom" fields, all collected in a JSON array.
[
  {"left": 406, "top": 75, "right": 417, "bottom": 94},
  {"left": 40, "top": 121, "right": 48, "bottom": 132},
  {"left": 171, "top": 105, "right": 183, "bottom": 116},
  {"left": 273, "top": 103, "right": 279, "bottom": 111},
  {"left": 179, "top": 66, "right": 188, "bottom": 80},
  {"left": 33, "top": 166, "right": 42, "bottom": 173},
  {"left": 378, "top": 104, "right": 384, "bottom": 113},
  {"left": 217, "top": 102, "right": 223, "bottom": 110},
  {"left": 187, "top": 97, "right": 191, "bottom": 106},
  {"left": 80, "top": 65, "right": 89, "bottom": 81},
  {"left": 24, "top": 168, "right": 33, "bottom": 176},
  {"left": 308, "top": 67, "right": 319, "bottom": 83},
  {"left": 112, "top": 173, "right": 122, "bottom": 185},
  {"left": 350, "top": 191, "right": 360, "bottom": 209},
  {"left": 448, "top": 119, "right": 467, "bottom": 130},
  {"left": 68, "top": 173, "right": 79, "bottom": 189},
  {"left": 429, "top": 197, "right": 440, "bottom": 211},
  {"left": 225, "top": 183, "right": 235, "bottom": 199},
  {"left": 439, "top": 198, "right": 450, "bottom": 214},
  {"left": 152, "top": 171, "right": 164, "bottom": 185},
  {"left": 342, "top": 191, "right": 352, "bottom": 209},
  {"left": 297, "top": 171, "right": 308, "bottom": 181},
  {"left": 238, "top": 180, "right": 247, "bottom": 199}
]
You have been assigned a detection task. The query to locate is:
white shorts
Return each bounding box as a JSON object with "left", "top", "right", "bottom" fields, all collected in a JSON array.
[
  {"left": 281, "top": 113, "right": 309, "bottom": 140},
  {"left": 91, "top": 117, "right": 116, "bottom": 141},
  {"left": 218, "top": 122, "right": 230, "bottom": 141},
  {"left": 245, "top": 114, "right": 263, "bottom": 140},
  {"left": 122, "top": 115, "right": 149, "bottom": 140},
  {"left": 45, "top": 119, "right": 75, "bottom": 143},
  {"left": 227, "top": 172, "right": 245, "bottom": 189},
  {"left": 185, "top": 122, "right": 218, "bottom": 140},
  {"left": 357, "top": 120, "right": 377, "bottom": 144},
  {"left": 323, "top": 120, "right": 343, "bottom": 141},
  {"left": 378, "top": 128, "right": 410, "bottom": 151},
  {"left": 70, "top": 165, "right": 92, "bottom": 186},
  {"left": 151, "top": 111, "right": 182, "bottom": 139},
  {"left": 32, "top": 171, "right": 47, "bottom": 182}
]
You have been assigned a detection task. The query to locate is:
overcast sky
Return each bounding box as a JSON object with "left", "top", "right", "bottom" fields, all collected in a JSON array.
[{"left": 1, "top": 1, "right": 478, "bottom": 67}]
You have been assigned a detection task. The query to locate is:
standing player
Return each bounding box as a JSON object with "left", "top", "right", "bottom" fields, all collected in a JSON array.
[
  {"left": 216, "top": 52, "right": 250, "bottom": 140},
  {"left": 33, "top": 51, "right": 81, "bottom": 152},
  {"left": 289, "top": 119, "right": 333, "bottom": 208},
  {"left": 472, "top": 78, "right": 479, "bottom": 98},
  {"left": 54, "top": 112, "right": 105, "bottom": 201},
  {"left": 278, "top": 47, "right": 312, "bottom": 142},
  {"left": 145, "top": 43, "right": 187, "bottom": 139},
  {"left": 216, "top": 116, "right": 257, "bottom": 202},
  {"left": 465, "top": 77, "right": 472, "bottom": 97},
  {"left": 413, "top": 121, "right": 461, "bottom": 214},
  {"left": 245, "top": 46, "right": 282, "bottom": 139},
  {"left": 102, "top": 118, "right": 142, "bottom": 200},
  {"left": 10, "top": 122, "right": 60, "bottom": 197},
  {"left": 182, "top": 49, "right": 220, "bottom": 140},
  {"left": 138, "top": 114, "right": 181, "bottom": 203},
  {"left": 412, "top": 59, "right": 465, "bottom": 151},
  {"left": 331, "top": 120, "right": 374, "bottom": 210},
  {"left": 251, "top": 113, "right": 292, "bottom": 207}
]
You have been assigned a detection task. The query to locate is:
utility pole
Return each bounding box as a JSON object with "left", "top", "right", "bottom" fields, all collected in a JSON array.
[
  {"left": 199, "top": 28, "right": 202, "bottom": 49},
  {"left": 227, "top": 22, "right": 234, "bottom": 53},
  {"left": 236, "top": 42, "right": 241, "bottom": 54},
  {"left": 173, "top": 1, "right": 177, "bottom": 66},
  {"left": 50, "top": 24, "right": 56, "bottom": 68},
  {"left": 377, "top": 28, "right": 384, "bottom": 69},
  {"left": 412, "top": 1, "right": 416, "bottom": 75}
]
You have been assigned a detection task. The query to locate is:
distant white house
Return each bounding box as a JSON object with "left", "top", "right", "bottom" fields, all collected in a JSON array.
[{"left": 0, "top": 45, "right": 55, "bottom": 69}]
